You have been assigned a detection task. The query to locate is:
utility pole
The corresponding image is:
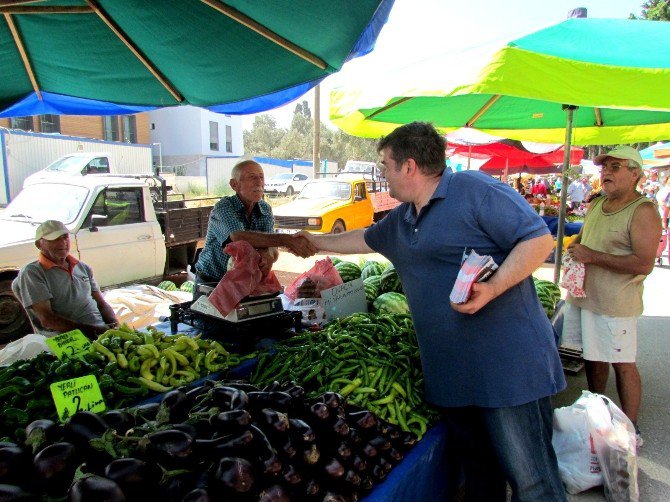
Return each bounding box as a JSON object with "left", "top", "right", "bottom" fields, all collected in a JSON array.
[{"left": 313, "top": 84, "right": 321, "bottom": 178}]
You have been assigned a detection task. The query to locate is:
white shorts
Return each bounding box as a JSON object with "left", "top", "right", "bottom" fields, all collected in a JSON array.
[{"left": 560, "top": 303, "right": 638, "bottom": 363}]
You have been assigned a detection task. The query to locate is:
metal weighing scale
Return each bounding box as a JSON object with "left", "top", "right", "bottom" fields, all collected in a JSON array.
[
  {"left": 169, "top": 284, "right": 301, "bottom": 353},
  {"left": 189, "top": 284, "right": 284, "bottom": 323}
]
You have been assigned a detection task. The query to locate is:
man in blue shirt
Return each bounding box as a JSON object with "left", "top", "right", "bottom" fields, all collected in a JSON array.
[
  {"left": 299, "top": 123, "right": 567, "bottom": 501},
  {"left": 195, "top": 160, "right": 315, "bottom": 286}
]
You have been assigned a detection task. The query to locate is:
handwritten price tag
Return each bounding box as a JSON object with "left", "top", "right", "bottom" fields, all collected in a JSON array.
[
  {"left": 46, "top": 329, "right": 92, "bottom": 360},
  {"left": 50, "top": 375, "right": 106, "bottom": 422},
  {"left": 321, "top": 278, "right": 367, "bottom": 321}
]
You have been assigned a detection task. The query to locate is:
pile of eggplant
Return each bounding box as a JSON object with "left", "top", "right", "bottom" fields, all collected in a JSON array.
[{"left": 0, "top": 380, "right": 418, "bottom": 501}]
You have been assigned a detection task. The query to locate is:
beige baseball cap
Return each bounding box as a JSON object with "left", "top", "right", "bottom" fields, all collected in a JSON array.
[
  {"left": 593, "top": 145, "right": 644, "bottom": 168},
  {"left": 35, "top": 220, "right": 69, "bottom": 243}
]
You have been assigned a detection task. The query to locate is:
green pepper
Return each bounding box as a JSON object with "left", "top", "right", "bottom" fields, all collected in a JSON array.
[
  {"left": 92, "top": 341, "right": 117, "bottom": 363},
  {"left": 137, "top": 376, "right": 171, "bottom": 393}
]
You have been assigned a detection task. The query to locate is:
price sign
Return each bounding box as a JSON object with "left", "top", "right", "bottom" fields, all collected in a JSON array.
[
  {"left": 50, "top": 375, "right": 106, "bottom": 422},
  {"left": 321, "top": 278, "right": 367, "bottom": 321},
  {"left": 46, "top": 329, "right": 92, "bottom": 360}
]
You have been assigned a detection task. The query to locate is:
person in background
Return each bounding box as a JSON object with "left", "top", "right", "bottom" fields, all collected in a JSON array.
[
  {"left": 642, "top": 169, "right": 661, "bottom": 201},
  {"left": 299, "top": 122, "right": 567, "bottom": 501},
  {"left": 531, "top": 176, "right": 548, "bottom": 197},
  {"left": 567, "top": 176, "right": 586, "bottom": 211},
  {"left": 563, "top": 146, "right": 661, "bottom": 446},
  {"left": 194, "top": 160, "right": 316, "bottom": 288},
  {"left": 553, "top": 175, "right": 563, "bottom": 195},
  {"left": 13, "top": 220, "right": 119, "bottom": 339},
  {"left": 656, "top": 175, "right": 670, "bottom": 234}
]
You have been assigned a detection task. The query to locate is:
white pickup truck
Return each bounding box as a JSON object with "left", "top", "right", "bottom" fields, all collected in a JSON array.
[{"left": 0, "top": 175, "right": 214, "bottom": 342}]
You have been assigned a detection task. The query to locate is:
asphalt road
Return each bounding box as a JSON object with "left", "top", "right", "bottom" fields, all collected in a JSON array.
[{"left": 273, "top": 252, "right": 670, "bottom": 501}]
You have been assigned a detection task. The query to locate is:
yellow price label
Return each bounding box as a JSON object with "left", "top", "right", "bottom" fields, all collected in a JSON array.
[
  {"left": 50, "top": 374, "right": 106, "bottom": 422},
  {"left": 46, "top": 329, "right": 92, "bottom": 360}
]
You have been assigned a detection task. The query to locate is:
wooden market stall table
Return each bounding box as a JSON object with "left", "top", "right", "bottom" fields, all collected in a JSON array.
[{"left": 150, "top": 320, "right": 453, "bottom": 501}]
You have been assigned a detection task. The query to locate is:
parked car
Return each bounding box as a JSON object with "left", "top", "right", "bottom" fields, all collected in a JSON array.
[
  {"left": 264, "top": 172, "right": 311, "bottom": 196},
  {"left": 336, "top": 160, "right": 382, "bottom": 181}
]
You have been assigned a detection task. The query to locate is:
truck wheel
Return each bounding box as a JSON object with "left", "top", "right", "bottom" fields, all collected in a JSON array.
[
  {"left": 0, "top": 279, "right": 31, "bottom": 344},
  {"left": 331, "top": 220, "right": 346, "bottom": 234},
  {"left": 285, "top": 186, "right": 294, "bottom": 197}
]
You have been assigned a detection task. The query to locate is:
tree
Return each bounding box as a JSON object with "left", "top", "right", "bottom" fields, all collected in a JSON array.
[
  {"left": 630, "top": 0, "right": 670, "bottom": 20},
  {"left": 243, "top": 114, "right": 286, "bottom": 157}
]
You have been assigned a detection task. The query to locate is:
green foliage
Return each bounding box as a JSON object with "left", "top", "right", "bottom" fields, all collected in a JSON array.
[
  {"left": 212, "top": 181, "right": 234, "bottom": 196},
  {"left": 631, "top": 0, "right": 670, "bottom": 20},
  {"left": 186, "top": 181, "right": 207, "bottom": 197},
  {"left": 244, "top": 108, "right": 380, "bottom": 168}
]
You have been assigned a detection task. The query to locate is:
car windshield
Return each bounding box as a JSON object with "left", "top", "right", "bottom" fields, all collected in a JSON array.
[
  {"left": 1, "top": 184, "right": 89, "bottom": 224},
  {"left": 270, "top": 173, "right": 294, "bottom": 181},
  {"left": 298, "top": 182, "right": 351, "bottom": 200},
  {"left": 44, "top": 156, "right": 89, "bottom": 173}
]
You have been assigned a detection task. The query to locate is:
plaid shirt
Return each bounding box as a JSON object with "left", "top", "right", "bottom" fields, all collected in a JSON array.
[{"left": 195, "top": 195, "right": 274, "bottom": 280}]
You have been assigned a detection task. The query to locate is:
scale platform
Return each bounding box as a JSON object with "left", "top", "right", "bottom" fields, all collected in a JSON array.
[{"left": 169, "top": 287, "right": 301, "bottom": 353}]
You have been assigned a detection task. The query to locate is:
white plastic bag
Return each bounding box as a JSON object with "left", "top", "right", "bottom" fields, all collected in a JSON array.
[
  {"left": 552, "top": 391, "right": 603, "bottom": 494},
  {"left": 585, "top": 394, "right": 639, "bottom": 502},
  {"left": 0, "top": 333, "right": 49, "bottom": 366}
]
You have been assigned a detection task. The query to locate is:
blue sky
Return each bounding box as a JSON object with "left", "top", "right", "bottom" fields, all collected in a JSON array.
[{"left": 241, "top": 0, "right": 648, "bottom": 130}]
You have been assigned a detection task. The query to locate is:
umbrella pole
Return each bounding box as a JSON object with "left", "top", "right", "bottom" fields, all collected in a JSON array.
[{"left": 554, "top": 105, "right": 577, "bottom": 284}]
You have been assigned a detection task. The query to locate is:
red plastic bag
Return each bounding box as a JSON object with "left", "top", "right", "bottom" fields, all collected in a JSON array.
[
  {"left": 285, "top": 257, "right": 343, "bottom": 301},
  {"left": 208, "top": 241, "right": 282, "bottom": 315}
]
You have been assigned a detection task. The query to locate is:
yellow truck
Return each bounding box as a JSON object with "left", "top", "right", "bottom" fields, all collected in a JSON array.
[{"left": 272, "top": 178, "right": 400, "bottom": 234}]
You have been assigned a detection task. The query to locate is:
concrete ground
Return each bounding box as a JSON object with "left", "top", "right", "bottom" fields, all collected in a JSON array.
[{"left": 273, "top": 252, "right": 670, "bottom": 501}]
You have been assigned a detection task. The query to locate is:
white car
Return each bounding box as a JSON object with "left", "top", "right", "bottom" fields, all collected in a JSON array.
[{"left": 264, "top": 172, "right": 311, "bottom": 196}]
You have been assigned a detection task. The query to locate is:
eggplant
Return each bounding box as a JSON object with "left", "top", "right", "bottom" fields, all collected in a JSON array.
[
  {"left": 257, "top": 484, "right": 290, "bottom": 502},
  {"left": 195, "top": 430, "right": 254, "bottom": 458},
  {"left": 260, "top": 409, "right": 289, "bottom": 434},
  {"left": 146, "top": 430, "right": 193, "bottom": 467},
  {"left": 323, "top": 458, "right": 345, "bottom": 480},
  {"left": 302, "top": 443, "right": 320, "bottom": 466},
  {"left": 288, "top": 419, "right": 315, "bottom": 443},
  {"left": 347, "top": 428, "right": 362, "bottom": 447},
  {"left": 360, "top": 475, "right": 374, "bottom": 491},
  {"left": 344, "top": 469, "right": 362, "bottom": 489},
  {"left": 280, "top": 438, "right": 297, "bottom": 461},
  {"left": 171, "top": 423, "right": 198, "bottom": 440},
  {"left": 0, "top": 446, "right": 30, "bottom": 485},
  {"left": 262, "top": 381, "right": 281, "bottom": 392},
  {"left": 209, "top": 410, "right": 252, "bottom": 432},
  {"left": 188, "top": 419, "right": 214, "bottom": 440},
  {"left": 346, "top": 411, "right": 377, "bottom": 431},
  {"left": 181, "top": 488, "right": 211, "bottom": 502},
  {"left": 335, "top": 441, "right": 352, "bottom": 461},
  {"left": 303, "top": 478, "right": 320, "bottom": 497},
  {"left": 368, "top": 436, "right": 391, "bottom": 452},
  {"left": 101, "top": 411, "right": 135, "bottom": 436},
  {"left": 281, "top": 464, "right": 301, "bottom": 486},
  {"left": 350, "top": 455, "right": 367, "bottom": 473},
  {"left": 222, "top": 381, "right": 260, "bottom": 394},
  {"left": 24, "top": 419, "right": 62, "bottom": 453},
  {"left": 104, "top": 458, "right": 160, "bottom": 498},
  {"left": 0, "top": 483, "right": 38, "bottom": 501},
  {"left": 33, "top": 442, "right": 78, "bottom": 496},
  {"left": 247, "top": 392, "right": 292, "bottom": 413},
  {"left": 377, "top": 421, "right": 401, "bottom": 440},
  {"left": 362, "top": 442, "right": 378, "bottom": 459},
  {"left": 210, "top": 387, "right": 248, "bottom": 411},
  {"left": 248, "top": 425, "right": 282, "bottom": 477},
  {"left": 68, "top": 475, "right": 125, "bottom": 502},
  {"left": 371, "top": 464, "right": 387, "bottom": 481},
  {"left": 158, "top": 470, "right": 201, "bottom": 502},
  {"left": 160, "top": 390, "right": 190, "bottom": 423},
  {"left": 309, "top": 402, "right": 330, "bottom": 422},
  {"left": 319, "top": 392, "right": 343, "bottom": 409},
  {"left": 63, "top": 412, "right": 108, "bottom": 449},
  {"left": 283, "top": 385, "right": 305, "bottom": 401},
  {"left": 322, "top": 492, "right": 348, "bottom": 502},
  {"left": 378, "top": 456, "right": 393, "bottom": 473},
  {"left": 332, "top": 417, "right": 350, "bottom": 437},
  {"left": 401, "top": 431, "right": 418, "bottom": 449},
  {"left": 213, "top": 457, "right": 255, "bottom": 495},
  {"left": 132, "top": 402, "right": 160, "bottom": 422},
  {"left": 183, "top": 385, "right": 210, "bottom": 407},
  {"left": 387, "top": 448, "right": 404, "bottom": 463}
]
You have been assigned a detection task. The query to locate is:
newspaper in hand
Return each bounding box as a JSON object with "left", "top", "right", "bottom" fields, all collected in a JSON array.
[{"left": 449, "top": 249, "right": 499, "bottom": 304}]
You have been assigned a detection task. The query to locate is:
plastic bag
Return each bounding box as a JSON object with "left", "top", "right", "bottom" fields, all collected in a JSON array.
[
  {"left": 561, "top": 252, "right": 586, "bottom": 298},
  {"left": 208, "top": 241, "right": 282, "bottom": 315},
  {"left": 552, "top": 391, "right": 603, "bottom": 494},
  {"left": 585, "top": 394, "right": 639, "bottom": 502},
  {"left": 0, "top": 334, "right": 49, "bottom": 366},
  {"left": 284, "top": 257, "right": 343, "bottom": 301}
]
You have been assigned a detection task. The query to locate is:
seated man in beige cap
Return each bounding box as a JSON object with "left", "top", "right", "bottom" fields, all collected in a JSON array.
[{"left": 13, "top": 220, "right": 118, "bottom": 339}]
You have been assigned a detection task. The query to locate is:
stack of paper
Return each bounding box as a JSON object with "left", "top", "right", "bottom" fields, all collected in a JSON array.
[{"left": 449, "top": 250, "right": 499, "bottom": 304}]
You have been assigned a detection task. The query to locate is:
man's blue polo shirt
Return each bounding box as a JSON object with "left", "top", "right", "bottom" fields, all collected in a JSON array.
[
  {"left": 365, "top": 171, "right": 566, "bottom": 408},
  {"left": 196, "top": 195, "right": 274, "bottom": 280}
]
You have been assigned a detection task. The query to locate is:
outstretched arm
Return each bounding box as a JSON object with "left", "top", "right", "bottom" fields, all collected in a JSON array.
[
  {"left": 296, "top": 229, "right": 373, "bottom": 254},
  {"left": 230, "top": 230, "right": 317, "bottom": 258}
]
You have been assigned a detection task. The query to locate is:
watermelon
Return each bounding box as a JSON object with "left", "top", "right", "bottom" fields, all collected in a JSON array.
[
  {"left": 361, "top": 261, "right": 384, "bottom": 280},
  {"left": 380, "top": 264, "right": 403, "bottom": 294},
  {"left": 335, "top": 261, "right": 362, "bottom": 283},
  {"left": 363, "top": 277, "right": 381, "bottom": 304},
  {"left": 157, "top": 280, "right": 178, "bottom": 291},
  {"left": 180, "top": 280, "right": 195, "bottom": 293},
  {"left": 329, "top": 256, "right": 343, "bottom": 266},
  {"left": 373, "top": 292, "right": 410, "bottom": 315}
]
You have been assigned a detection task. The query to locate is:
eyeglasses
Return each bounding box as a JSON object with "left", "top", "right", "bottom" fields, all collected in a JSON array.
[{"left": 599, "top": 161, "right": 631, "bottom": 173}]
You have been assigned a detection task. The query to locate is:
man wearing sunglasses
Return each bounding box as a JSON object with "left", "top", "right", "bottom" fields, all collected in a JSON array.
[{"left": 562, "top": 145, "right": 661, "bottom": 447}]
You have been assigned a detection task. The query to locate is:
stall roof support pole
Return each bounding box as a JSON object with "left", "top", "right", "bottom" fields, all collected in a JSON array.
[{"left": 554, "top": 105, "right": 577, "bottom": 284}]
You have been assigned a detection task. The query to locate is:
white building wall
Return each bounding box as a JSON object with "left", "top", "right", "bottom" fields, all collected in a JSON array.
[{"left": 0, "top": 129, "right": 152, "bottom": 203}]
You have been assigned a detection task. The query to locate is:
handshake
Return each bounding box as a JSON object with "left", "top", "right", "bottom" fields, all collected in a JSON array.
[{"left": 280, "top": 231, "right": 320, "bottom": 258}]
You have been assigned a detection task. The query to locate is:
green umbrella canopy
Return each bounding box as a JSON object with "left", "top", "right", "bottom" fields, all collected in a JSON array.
[
  {"left": 330, "top": 18, "right": 670, "bottom": 145},
  {"left": 0, "top": 0, "right": 391, "bottom": 111}
]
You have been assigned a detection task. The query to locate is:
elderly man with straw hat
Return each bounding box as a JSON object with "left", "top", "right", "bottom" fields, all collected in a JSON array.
[{"left": 12, "top": 220, "right": 118, "bottom": 339}]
